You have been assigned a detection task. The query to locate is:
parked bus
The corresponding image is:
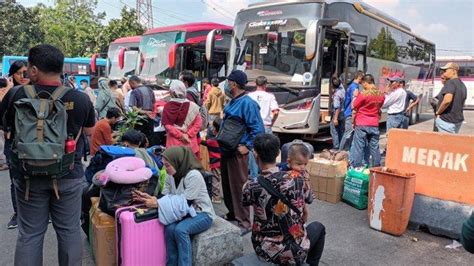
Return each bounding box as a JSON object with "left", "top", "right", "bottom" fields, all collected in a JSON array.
[
  {"left": 107, "top": 36, "right": 141, "bottom": 80},
  {"left": 2, "top": 55, "right": 107, "bottom": 88},
  {"left": 138, "top": 22, "right": 231, "bottom": 91},
  {"left": 435, "top": 56, "right": 474, "bottom": 109},
  {"left": 206, "top": 0, "right": 435, "bottom": 140}
]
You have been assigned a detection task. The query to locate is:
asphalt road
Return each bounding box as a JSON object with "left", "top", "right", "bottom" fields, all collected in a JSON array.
[{"left": 0, "top": 111, "right": 473, "bottom": 265}]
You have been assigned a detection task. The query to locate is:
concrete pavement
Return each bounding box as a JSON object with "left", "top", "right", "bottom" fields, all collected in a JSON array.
[{"left": 0, "top": 112, "right": 472, "bottom": 265}]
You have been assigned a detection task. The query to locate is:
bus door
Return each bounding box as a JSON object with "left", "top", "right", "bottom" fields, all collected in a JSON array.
[
  {"left": 344, "top": 33, "right": 368, "bottom": 83},
  {"left": 319, "top": 30, "right": 346, "bottom": 113}
]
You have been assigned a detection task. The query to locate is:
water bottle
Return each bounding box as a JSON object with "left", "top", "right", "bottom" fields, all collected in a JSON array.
[{"left": 65, "top": 135, "right": 76, "bottom": 154}]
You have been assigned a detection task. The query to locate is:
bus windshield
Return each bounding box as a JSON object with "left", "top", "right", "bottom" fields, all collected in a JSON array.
[
  {"left": 139, "top": 31, "right": 184, "bottom": 81},
  {"left": 230, "top": 3, "right": 322, "bottom": 85},
  {"left": 107, "top": 42, "right": 139, "bottom": 79}
]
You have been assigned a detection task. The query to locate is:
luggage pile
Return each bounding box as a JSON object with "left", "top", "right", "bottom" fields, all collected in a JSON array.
[
  {"left": 342, "top": 167, "right": 370, "bottom": 210},
  {"left": 307, "top": 155, "right": 348, "bottom": 204}
]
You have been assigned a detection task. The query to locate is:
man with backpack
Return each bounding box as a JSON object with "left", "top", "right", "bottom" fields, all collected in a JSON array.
[
  {"left": 180, "top": 70, "right": 209, "bottom": 131},
  {"left": 0, "top": 44, "right": 96, "bottom": 266}
]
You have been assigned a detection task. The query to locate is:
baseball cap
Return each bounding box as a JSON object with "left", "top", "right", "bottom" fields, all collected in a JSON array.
[
  {"left": 440, "top": 62, "right": 460, "bottom": 71},
  {"left": 227, "top": 70, "right": 248, "bottom": 87},
  {"left": 387, "top": 75, "right": 404, "bottom": 83}
]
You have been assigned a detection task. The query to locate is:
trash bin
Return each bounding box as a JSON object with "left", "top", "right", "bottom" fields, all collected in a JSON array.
[{"left": 368, "top": 167, "right": 416, "bottom": 236}]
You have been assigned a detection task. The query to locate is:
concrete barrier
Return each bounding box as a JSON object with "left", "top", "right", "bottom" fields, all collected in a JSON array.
[
  {"left": 385, "top": 129, "right": 474, "bottom": 238},
  {"left": 192, "top": 216, "right": 243, "bottom": 265}
]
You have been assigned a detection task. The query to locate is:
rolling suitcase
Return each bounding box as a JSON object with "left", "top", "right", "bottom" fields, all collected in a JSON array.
[
  {"left": 115, "top": 206, "right": 166, "bottom": 266},
  {"left": 280, "top": 139, "right": 315, "bottom": 163}
]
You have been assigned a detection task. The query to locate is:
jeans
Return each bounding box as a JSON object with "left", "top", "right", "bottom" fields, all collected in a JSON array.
[
  {"left": 339, "top": 116, "right": 353, "bottom": 151},
  {"left": 352, "top": 126, "right": 381, "bottom": 168},
  {"left": 330, "top": 115, "right": 345, "bottom": 150},
  {"left": 306, "top": 221, "right": 326, "bottom": 265},
  {"left": 435, "top": 117, "right": 462, "bottom": 134},
  {"left": 402, "top": 115, "right": 410, "bottom": 129},
  {"left": 13, "top": 175, "right": 83, "bottom": 266},
  {"left": 386, "top": 113, "right": 405, "bottom": 132},
  {"left": 165, "top": 212, "right": 213, "bottom": 266}
]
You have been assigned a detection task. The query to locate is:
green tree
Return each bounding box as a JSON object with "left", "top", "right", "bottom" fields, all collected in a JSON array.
[
  {"left": 0, "top": 0, "right": 44, "bottom": 57},
  {"left": 96, "top": 7, "right": 145, "bottom": 55},
  {"left": 36, "top": 0, "right": 105, "bottom": 57},
  {"left": 368, "top": 27, "right": 399, "bottom": 62}
]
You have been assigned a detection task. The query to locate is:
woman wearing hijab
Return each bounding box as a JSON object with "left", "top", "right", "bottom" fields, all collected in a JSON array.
[
  {"left": 95, "top": 77, "right": 118, "bottom": 119},
  {"left": 161, "top": 80, "right": 202, "bottom": 158},
  {"left": 133, "top": 146, "right": 214, "bottom": 265}
]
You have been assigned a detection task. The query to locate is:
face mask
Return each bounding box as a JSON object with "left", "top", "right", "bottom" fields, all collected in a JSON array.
[{"left": 224, "top": 80, "right": 233, "bottom": 98}]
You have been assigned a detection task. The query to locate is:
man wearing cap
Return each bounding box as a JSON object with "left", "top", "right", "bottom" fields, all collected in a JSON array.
[
  {"left": 382, "top": 76, "right": 407, "bottom": 132},
  {"left": 220, "top": 70, "right": 264, "bottom": 232},
  {"left": 435, "top": 62, "right": 467, "bottom": 133}
]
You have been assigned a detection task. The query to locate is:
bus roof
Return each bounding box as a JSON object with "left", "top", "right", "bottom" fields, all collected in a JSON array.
[
  {"left": 436, "top": 56, "right": 474, "bottom": 62},
  {"left": 112, "top": 36, "right": 142, "bottom": 44},
  {"left": 144, "top": 22, "right": 232, "bottom": 35},
  {"left": 245, "top": 0, "right": 411, "bottom": 33}
]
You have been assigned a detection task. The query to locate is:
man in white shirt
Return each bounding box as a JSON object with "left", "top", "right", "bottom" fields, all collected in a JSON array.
[
  {"left": 383, "top": 76, "right": 407, "bottom": 132},
  {"left": 248, "top": 76, "right": 279, "bottom": 134}
]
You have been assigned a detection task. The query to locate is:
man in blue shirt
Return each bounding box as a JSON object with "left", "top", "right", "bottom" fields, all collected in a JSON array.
[
  {"left": 339, "top": 71, "right": 364, "bottom": 151},
  {"left": 220, "top": 70, "right": 264, "bottom": 232}
]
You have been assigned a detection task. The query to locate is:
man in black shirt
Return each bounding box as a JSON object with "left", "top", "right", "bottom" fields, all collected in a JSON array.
[
  {"left": 0, "top": 45, "right": 95, "bottom": 265},
  {"left": 435, "top": 62, "right": 467, "bottom": 133},
  {"left": 401, "top": 80, "right": 420, "bottom": 129}
]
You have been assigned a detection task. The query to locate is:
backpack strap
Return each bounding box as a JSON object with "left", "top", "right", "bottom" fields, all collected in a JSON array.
[
  {"left": 257, "top": 174, "right": 301, "bottom": 215},
  {"left": 24, "top": 85, "right": 37, "bottom": 99},
  {"left": 51, "top": 86, "right": 71, "bottom": 101}
]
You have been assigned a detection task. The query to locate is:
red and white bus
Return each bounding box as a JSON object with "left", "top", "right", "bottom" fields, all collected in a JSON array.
[
  {"left": 435, "top": 56, "right": 474, "bottom": 109},
  {"left": 138, "top": 22, "right": 231, "bottom": 90},
  {"left": 106, "top": 36, "right": 142, "bottom": 80}
]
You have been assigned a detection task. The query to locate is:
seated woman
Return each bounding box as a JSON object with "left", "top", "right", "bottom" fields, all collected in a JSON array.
[
  {"left": 242, "top": 134, "right": 326, "bottom": 266},
  {"left": 161, "top": 80, "right": 202, "bottom": 158},
  {"left": 133, "top": 146, "right": 214, "bottom": 265}
]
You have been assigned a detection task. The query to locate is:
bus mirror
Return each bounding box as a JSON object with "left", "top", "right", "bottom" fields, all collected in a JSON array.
[
  {"left": 305, "top": 20, "right": 318, "bottom": 60},
  {"left": 168, "top": 44, "right": 178, "bottom": 69},
  {"left": 206, "top": 30, "right": 217, "bottom": 62},
  {"left": 118, "top": 47, "right": 127, "bottom": 70},
  {"left": 90, "top": 54, "right": 98, "bottom": 73}
]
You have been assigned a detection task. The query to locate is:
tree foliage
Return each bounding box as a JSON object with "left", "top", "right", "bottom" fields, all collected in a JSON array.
[
  {"left": 368, "top": 27, "right": 399, "bottom": 62},
  {"left": 0, "top": 0, "right": 44, "bottom": 56},
  {"left": 97, "top": 7, "right": 145, "bottom": 55},
  {"left": 0, "top": 0, "right": 145, "bottom": 58}
]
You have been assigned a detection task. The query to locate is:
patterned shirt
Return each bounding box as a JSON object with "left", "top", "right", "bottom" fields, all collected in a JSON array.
[{"left": 242, "top": 167, "right": 312, "bottom": 265}]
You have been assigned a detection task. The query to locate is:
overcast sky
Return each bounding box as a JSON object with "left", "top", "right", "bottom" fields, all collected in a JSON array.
[{"left": 18, "top": 0, "right": 474, "bottom": 56}]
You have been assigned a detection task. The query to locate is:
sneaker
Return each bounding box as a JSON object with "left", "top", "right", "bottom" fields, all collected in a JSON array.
[{"left": 7, "top": 214, "right": 18, "bottom": 229}]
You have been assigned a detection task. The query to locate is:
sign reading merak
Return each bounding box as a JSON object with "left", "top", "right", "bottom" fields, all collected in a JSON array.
[{"left": 402, "top": 147, "right": 469, "bottom": 172}]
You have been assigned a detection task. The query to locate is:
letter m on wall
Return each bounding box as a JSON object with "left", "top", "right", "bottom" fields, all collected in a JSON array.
[{"left": 402, "top": 146, "right": 416, "bottom": 164}]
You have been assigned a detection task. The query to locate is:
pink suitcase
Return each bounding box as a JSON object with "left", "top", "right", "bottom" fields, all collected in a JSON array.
[{"left": 115, "top": 206, "right": 166, "bottom": 266}]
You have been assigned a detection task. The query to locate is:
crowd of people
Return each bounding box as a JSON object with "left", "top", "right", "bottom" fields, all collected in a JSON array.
[{"left": 0, "top": 42, "right": 470, "bottom": 266}]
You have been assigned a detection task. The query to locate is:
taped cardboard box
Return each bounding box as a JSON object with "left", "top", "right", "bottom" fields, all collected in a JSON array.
[
  {"left": 307, "top": 157, "right": 347, "bottom": 178},
  {"left": 90, "top": 197, "right": 116, "bottom": 266}
]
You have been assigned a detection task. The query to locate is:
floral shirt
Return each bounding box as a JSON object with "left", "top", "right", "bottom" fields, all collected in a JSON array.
[{"left": 242, "top": 167, "right": 312, "bottom": 265}]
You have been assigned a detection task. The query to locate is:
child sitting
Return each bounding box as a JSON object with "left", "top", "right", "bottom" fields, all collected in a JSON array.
[
  {"left": 201, "top": 118, "right": 223, "bottom": 203},
  {"left": 286, "top": 143, "right": 315, "bottom": 202}
]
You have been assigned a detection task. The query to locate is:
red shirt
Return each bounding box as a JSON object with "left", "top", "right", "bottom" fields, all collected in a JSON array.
[
  {"left": 90, "top": 119, "right": 113, "bottom": 155},
  {"left": 353, "top": 88, "right": 385, "bottom": 127}
]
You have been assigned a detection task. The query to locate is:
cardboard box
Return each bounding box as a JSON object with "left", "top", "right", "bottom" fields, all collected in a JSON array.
[
  {"left": 307, "top": 157, "right": 347, "bottom": 178},
  {"left": 310, "top": 175, "right": 344, "bottom": 204},
  {"left": 90, "top": 198, "right": 116, "bottom": 266},
  {"left": 317, "top": 192, "right": 342, "bottom": 204}
]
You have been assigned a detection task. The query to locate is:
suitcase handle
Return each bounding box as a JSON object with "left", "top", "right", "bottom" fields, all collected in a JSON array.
[{"left": 134, "top": 208, "right": 158, "bottom": 223}]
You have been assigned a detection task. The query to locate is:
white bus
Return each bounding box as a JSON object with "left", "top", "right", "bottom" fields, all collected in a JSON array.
[
  {"left": 435, "top": 56, "right": 474, "bottom": 109},
  {"left": 206, "top": 0, "right": 435, "bottom": 140}
]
